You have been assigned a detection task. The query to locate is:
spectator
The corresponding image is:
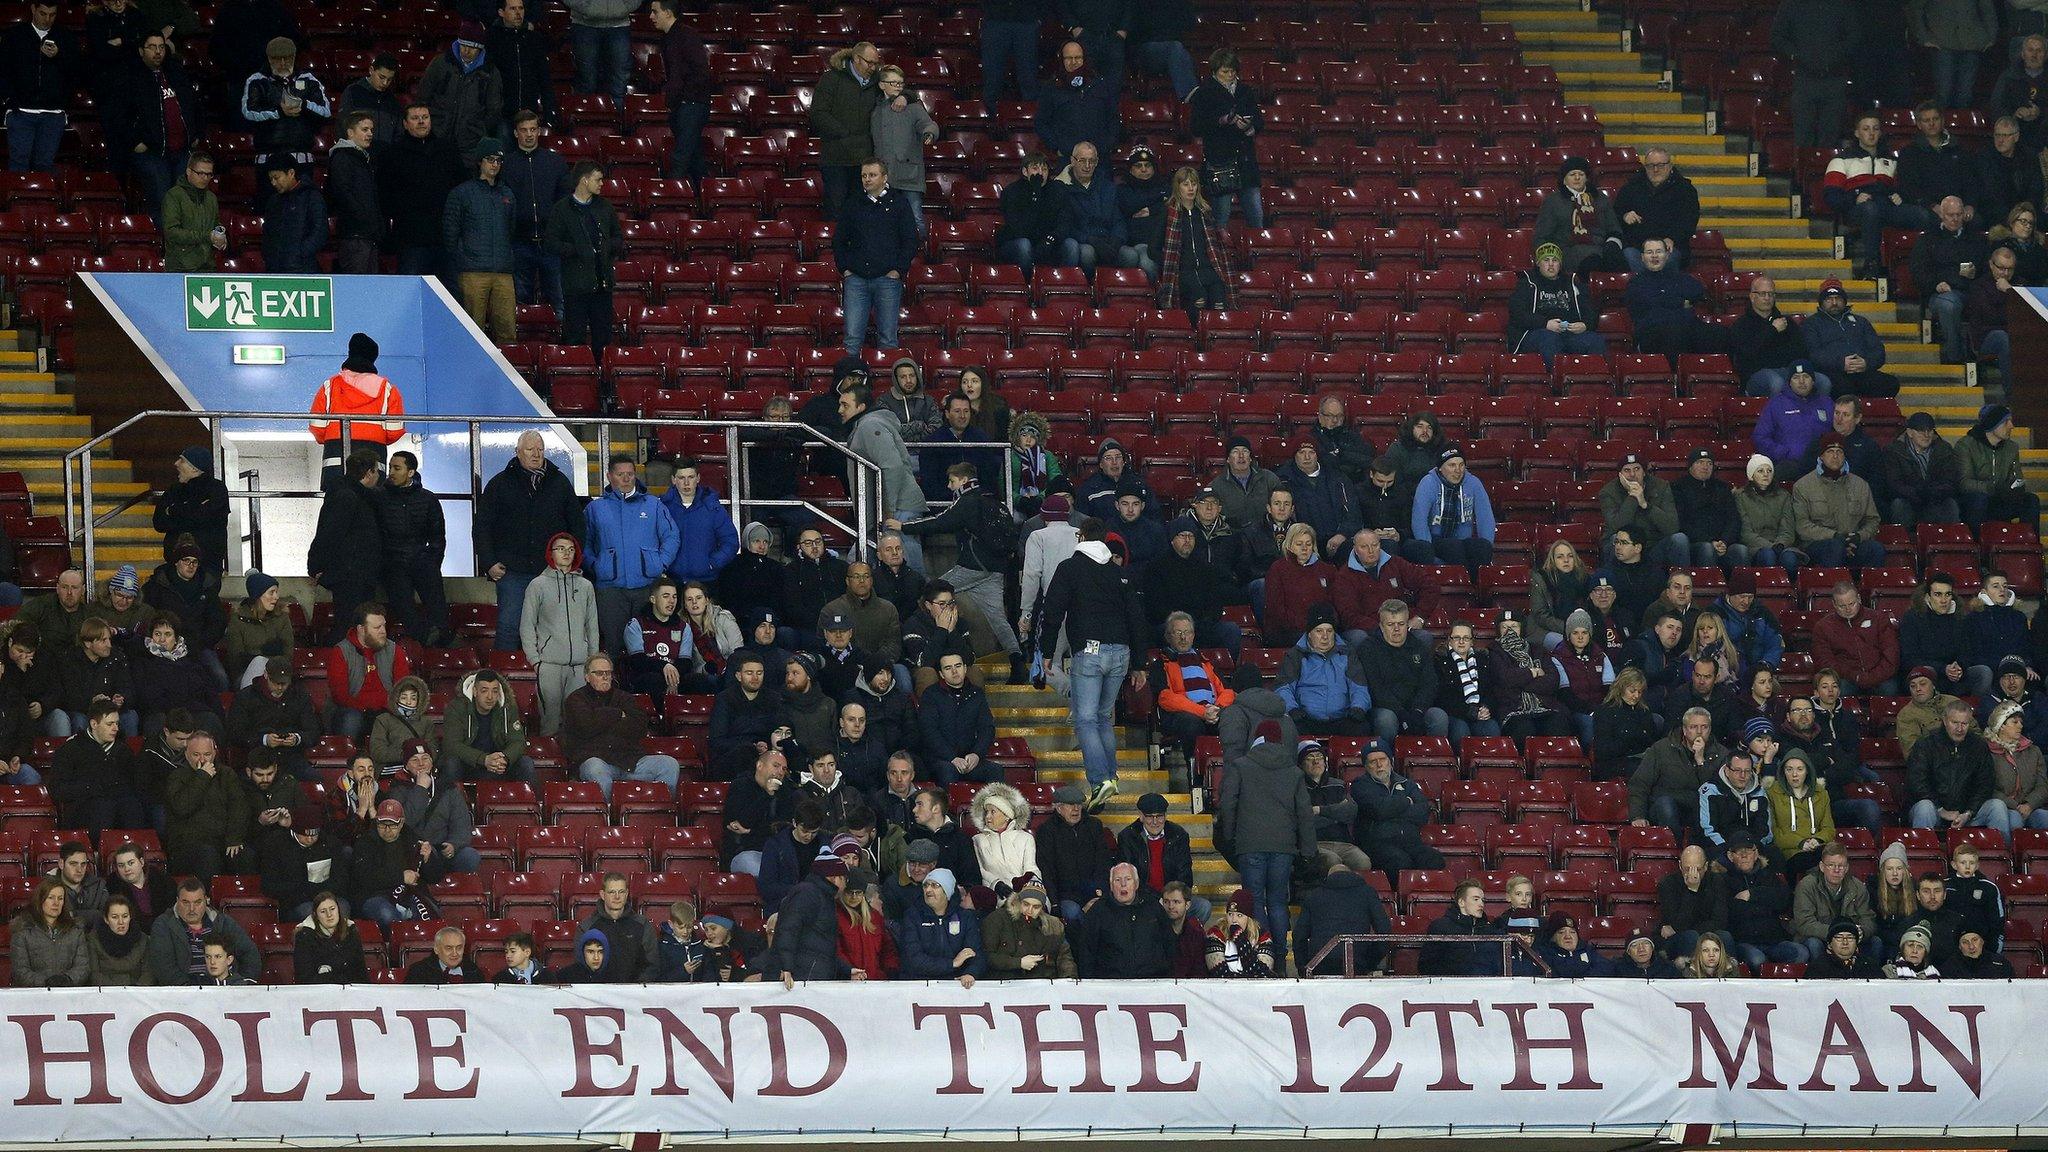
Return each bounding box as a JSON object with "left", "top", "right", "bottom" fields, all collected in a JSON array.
[
  {"left": 1986, "top": 698, "right": 2048, "bottom": 833},
  {"left": 292, "top": 891, "right": 368, "bottom": 984},
  {"left": 1216, "top": 718, "right": 1314, "bottom": 966},
  {"left": 1903, "top": 572, "right": 1989, "bottom": 699},
  {"left": 226, "top": 658, "right": 319, "bottom": 780},
  {"left": 1145, "top": 614, "right": 1230, "bottom": 768},
  {"left": 1625, "top": 237, "right": 1716, "bottom": 362},
  {"left": 1419, "top": 880, "right": 1502, "bottom": 976},
  {"left": 577, "top": 872, "right": 657, "bottom": 981},
  {"left": 821, "top": 563, "right": 901, "bottom": 668},
  {"left": 1497, "top": 608, "right": 1580, "bottom": 738},
  {"left": 132, "top": 613, "right": 222, "bottom": 738},
  {"left": 1670, "top": 448, "right": 1744, "bottom": 571},
  {"left": 1963, "top": 242, "right": 2021, "bottom": 382},
  {"left": 338, "top": 55, "right": 402, "bottom": 153},
  {"left": 145, "top": 878, "right": 259, "bottom": 985},
  {"left": 1593, "top": 667, "right": 1659, "bottom": 781},
  {"left": 521, "top": 532, "right": 598, "bottom": 735},
  {"left": 1210, "top": 436, "right": 1283, "bottom": 531},
  {"left": 241, "top": 36, "right": 328, "bottom": 179},
  {"left": 1792, "top": 847, "right": 1880, "bottom": 962},
  {"left": 1655, "top": 844, "right": 1730, "bottom": 957},
  {"left": 1753, "top": 363, "right": 1832, "bottom": 479},
  {"left": 1615, "top": 148, "right": 1702, "bottom": 270},
  {"left": 965, "top": 782, "right": 1035, "bottom": 897},
  {"left": 1826, "top": 113, "right": 1918, "bottom": 279},
  {"left": 621, "top": 578, "right": 713, "bottom": 706},
  {"left": 1958, "top": 403, "right": 2041, "bottom": 529},
  {"left": 1698, "top": 750, "right": 1774, "bottom": 865},
  {"left": 1350, "top": 600, "right": 1444, "bottom": 741},
  {"left": 583, "top": 454, "right": 677, "bottom": 652},
  {"left": 1113, "top": 146, "right": 1169, "bottom": 279},
  {"left": 105, "top": 843, "right": 173, "bottom": 930},
  {"left": 0, "top": 0, "right": 73, "bottom": 174},
  {"left": 979, "top": 0, "right": 1041, "bottom": 104},
  {"left": 445, "top": 137, "right": 517, "bottom": 343},
  {"left": 1969, "top": 580, "right": 2031, "bottom": 696},
  {"left": 141, "top": 540, "right": 225, "bottom": 684},
  {"left": 812, "top": 41, "right": 883, "bottom": 214},
  {"left": 256, "top": 799, "right": 334, "bottom": 920},
  {"left": 1154, "top": 166, "right": 1235, "bottom": 320},
  {"left": 1973, "top": 117, "right": 2044, "bottom": 226},
  {"left": 109, "top": 32, "right": 203, "bottom": 220},
  {"left": 564, "top": 0, "right": 639, "bottom": 102},
  {"left": 418, "top": 22, "right": 501, "bottom": 158},
  {"left": 1189, "top": 48, "right": 1261, "bottom": 228},
  {"left": 915, "top": 652, "right": 995, "bottom": 785},
  {"left": 160, "top": 151, "right": 225, "bottom": 271},
  {"left": 257, "top": 156, "right": 330, "bottom": 273},
  {"left": 835, "top": 159, "right": 918, "bottom": 354},
  {"left": 441, "top": 669, "right": 534, "bottom": 785},
  {"left": 326, "top": 111, "right": 382, "bottom": 273},
  {"left": 1424, "top": 622, "right": 1498, "bottom": 743},
  {"left": 776, "top": 652, "right": 837, "bottom": 762},
  {"left": 1038, "top": 520, "right": 1147, "bottom": 807},
  {"left": 87, "top": 893, "right": 154, "bottom": 985},
  {"left": 1347, "top": 740, "right": 1442, "bottom": 876},
  {"left": 478, "top": 430, "right": 584, "bottom": 652},
  {"left": 1880, "top": 411, "right": 1964, "bottom": 529},
  {"left": 1600, "top": 452, "right": 1686, "bottom": 568},
  {"left": 1038, "top": 39, "right": 1118, "bottom": 164},
  {"left": 1509, "top": 243, "right": 1603, "bottom": 365},
  {"left": 1033, "top": 783, "right": 1114, "bottom": 921},
  {"left": 162, "top": 732, "right": 248, "bottom": 882},
  {"left": 1803, "top": 280, "right": 1899, "bottom": 398},
  {"left": 722, "top": 748, "right": 792, "bottom": 874},
  {"left": 1793, "top": 435, "right": 1884, "bottom": 567},
  {"left": 1050, "top": 141, "right": 1127, "bottom": 278},
  {"left": 212, "top": 0, "right": 297, "bottom": 117},
  {"left": 1992, "top": 34, "right": 2048, "bottom": 151},
  {"left": 1630, "top": 706, "right": 1725, "bottom": 838},
  {"left": 1730, "top": 457, "right": 1801, "bottom": 577},
  {"left": 1535, "top": 156, "right": 1625, "bottom": 277},
  {"left": 1405, "top": 445, "right": 1496, "bottom": 577},
  {"left": 365, "top": 672, "right": 434, "bottom": 769},
  {"left": 409, "top": 925, "right": 490, "bottom": 984},
  {"left": 382, "top": 104, "right": 465, "bottom": 278},
  {"left": 1911, "top": 2, "right": 1997, "bottom": 110},
  {"left": 870, "top": 65, "right": 938, "bottom": 238},
  {"left": 1770, "top": 0, "right": 1857, "bottom": 148},
  {"left": 1993, "top": 201, "right": 2048, "bottom": 281},
  {"left": 490, "top": 1, "right": 554, "bottom": 135},
  {"left": 1899, "top": 103, "right": 1983, "bottom": 216},
  {"left": 56, "top": 618, "right": 137, "bottom": 737},
  {"left": 1913, "top": 194, "right": 1992, "bottom": 364},
  {"left": 564, "top": 653, "right": 679, "bottom": 799},
  {"left": 1276, "top": 603, "right": 1370, "bottom": 737},
  {"left": 1075, "top": 862, "right": 1175, "bottom": 978},
  {"left": 546, "top": 160, "right": 622, "bottom": 373},
  {"left": 1949, "top": 926, "right": 2016, "bottom": 978},
  {"left": 1912, "top": 870, "right": 1967, "bottom": 965},
  {"left": 1899, "top": 668, "right": 1962, "bottom": 758},
  {"left": 322, "top": 600, "right": 408, "bottom": 740},
  {"left": 983, "top": 877, "right": 1077, "bottom": 978},
  {"left": 1734, "top": 277, "right": 1827, "bottom": 396},
  {"left": 500, "top": 111, "right": 568, "bottom": 315},
  {"left": 50, "top": 701, "right": 145, "bottom": 839},
  {"left": 346, "top": 797, "right": 422, "bottom": 930},
  {"left": 995, "top": 152, "right": 1062, "bottom": 277},
  {"left": 1765, "top": 750, "right": 1835, "bottom": 877},
  {"left": 1907, "top": 699, "right": 2007, "bottom": 831}
]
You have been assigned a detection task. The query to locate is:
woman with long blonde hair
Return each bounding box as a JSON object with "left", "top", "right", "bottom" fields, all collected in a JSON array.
[
  {"left": 1155, "top": 165, "right": 1234, "bottom": 321},
  {"left": 1683, "top": 932, "right": 1741, "bottom": 978},
  {"left": 1685, "top": 612, "right": 1736, "bottom": 685}
]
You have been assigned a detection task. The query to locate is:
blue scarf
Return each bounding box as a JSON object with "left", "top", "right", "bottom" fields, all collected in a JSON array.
[{"left": 1170, "top": 650, "right": 1214, "bottom": 707}]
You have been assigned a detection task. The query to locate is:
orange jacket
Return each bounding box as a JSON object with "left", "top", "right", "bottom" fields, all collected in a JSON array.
[
  {"left": 309, "top": 369, "right": 406, "bottom": 444},
  {"left": 1157, "top": 650, "right": 1235, "bottom": 718}
]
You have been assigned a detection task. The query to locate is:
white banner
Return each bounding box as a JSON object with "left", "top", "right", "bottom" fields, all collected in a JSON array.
[{"left": 0, "top": 979, "right": 2041, "bottom": 1143}]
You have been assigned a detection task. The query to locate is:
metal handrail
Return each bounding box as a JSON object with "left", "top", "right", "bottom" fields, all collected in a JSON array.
[
  {"left": 61, "top": 411, "right": 914, "bottom": 586},
  {"left": 1305, "top": 933, "right": 1520, "bottom": 978}
]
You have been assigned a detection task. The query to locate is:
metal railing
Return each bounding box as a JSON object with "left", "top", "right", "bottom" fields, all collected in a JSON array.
[
  {"left": 1305, "top": 933, "right": 1520, "bottom": 978},
  {"left": 60, "top": 411, "right": 965, "bottom": 583}
]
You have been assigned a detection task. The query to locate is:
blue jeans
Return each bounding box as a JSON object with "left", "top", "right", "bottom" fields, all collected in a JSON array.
[
  {"left": 133, "top": 150, "right": 182, "bottom": 222},
  {"left": 1213, "top": 186, "right": 1264, "bottom": 230},
  {"left": 1930, "top": 48, "right": 1979, "bottom": 108},
  {"left": 5, "top": 110, "right": 63, "bottom": 172},
  {"left": 1239, "top": 851, "right": 1295, "bottom": 965},
  {"left": 1928, "top": 289, "right": 1967, "bottom": 360},
  {"left": 1909, "top": 797, "right": 2012, "bottom": 836},
  {"left": 359, "top": 895, "right": 415, "bottom": 930},
  {"left": 1520, "top": 326, "right": 1607, "bottom": 366},
  {"left": 1371, "top": 707, "right": 1450, "bottom": 742},
  {"left": 3, "top": 761, "right": 42, "bottom": 786},
  {"left": 1805, "top": 537, "right": 1886, "bottom": 567},
  {"left": 494, "top": 571, "right": 536, "bottom": 651},
  {"left": 898, "top": 189, "right": 926, "bottom": 240},
  {"left": 329, "top": 708, "right": 369, "bottom": 740},
  {"left": 1194, "top": 619, "right": 1242, "bottom": 658},
  {"left": 980, "top": 19, "right": 1040, "bottom": 104},
  {"left": 571, "top": 23, "right": 631, "bottom": 100},
  {"left": 1069, "top": 643, "right": 1129, "bottom": 787},
  {"left": 1848, "top": 197, "right": 1933, "bottom": 263},
  {"left": 1133, "top": 40, "right": 1198, "bottom": 100},
  {"left": 1687, "top": 541, "right": 1751, "bottom": 568},
  {"left": 1750, "top": 545, "right": 1803, "bottom": 576},
  {"left": 513, "top": 241, "right": 564, "bottom": 314},
  {"left": 892, "top": 509, "right": 928, "bottom": 574},
  {"left": 441, "top": 754, "right": 536, "bottom": 786},
  {"left": 1744, "top": 368, "right": 1833, "bottom": 397},
  {"left": 1400, "top": 535, "right": 1494, "bottom": 578},
  {"left": 1833, "top": 795, "right": 1883, "bottom": 836},
  {"left": 1733, "top": 939, "right": 1808, "bottom": 971},
  {"left": 1648, "top": 794, "right": 1689, "bottom": 841},
  {"left": 1979, "top": 329, "right": 2012, "bottom": 381},
  {"left": 731, "top": 849, "right": 762, "bottom": 876},
  {"left": 2008, "top": 806, "right": 2048, "bottom": 835},
  {"left": 843, "top": 273, "right": 904, "bottom": 352},
  {"left": 668, "top": 100, "right": 710, "bottom": 183},
  {"left": 57, "top": 710, "right": 139, "bottom": 739},
  {"left": 579, "top": 754, "right": 681, "bottom": 800},
  {"left": 1000, "top": 236, "right": 1054, "bottom": 277},
  {"left": 1448, "top": 717, "right": 1503, "bottom": 742},
  {"left": 1056, "top": 238, "right": 1107, "bottom": 274}
]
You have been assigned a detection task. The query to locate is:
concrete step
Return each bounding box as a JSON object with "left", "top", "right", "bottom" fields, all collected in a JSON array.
[
  {"left": 1523, "top": 50, "right": 1653, "bottom": 73},
  {"left": 1485, "top": 10, "right": 1608, "bottom": 31},
  {"left": 0, "top": 392, "right": 74, "bottom": 411},
  {"left": 0, "top": 373, "right": 58, "bottom": 393},
  {"left": 1554, "top": 69, "right": 1666, "bottom": 89},
  {"left": 1513, "top": 30, "right": 1628, "bottom": 49},
  {"left": 1563, "top": 90, "right": 1687, "bottom": 112}
]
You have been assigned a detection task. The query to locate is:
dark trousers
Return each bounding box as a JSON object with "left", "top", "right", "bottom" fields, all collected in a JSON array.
[
  {"left": 822, "top": 164, "right": 859, "bottom": 217},
  {"left": 562, "top": 288, "right": 615, "bottom": 366},
  {"left": 321, "top": 577, "right": 379, "bottom": 645},
  {"left": 336, "top": 235, "right": 380, "bottom": 274},
  {"left": 1789, "top": 75, "right": 1849, "bottom": 148},
  {"left": 668, "top": 100, "right": 710, "bottom": 183},
  {"left": 1964, "top": 488, "right": 2043, "bottom": 531},
  {"left": 134, "top": 149, "right": 184, "bottom": 223},
  {"left": 1156, "top": 709, "right": 1214, "bottom": 759},
  {"left": 384, "top": 554, "right": 448, "bottom": 642}
]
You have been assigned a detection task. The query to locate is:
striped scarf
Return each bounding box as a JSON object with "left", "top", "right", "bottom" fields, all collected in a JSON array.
[
  {"left": 1449, "top": 650, "right": 1483, "bottom": 706},
  {"left": 1172, "top": 650, "right": 1214, "bottom": 707}
]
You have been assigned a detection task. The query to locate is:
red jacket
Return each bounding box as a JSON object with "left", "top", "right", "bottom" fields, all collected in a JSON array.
[
  {"left": 1811, "top": 608, "right": 1899, "bottom": 693},
  {"left": 324, "top": 633, "right": 413, "bottom": 713},
  {"left": 836, "top": 904, "right": 898, "bottom": 979},
  {"left": 1333, "top": 553, "right": 1433, "bottom": 632},
  {"left": 1263, "top": 555, "right": 1335, "bottom": 642}
]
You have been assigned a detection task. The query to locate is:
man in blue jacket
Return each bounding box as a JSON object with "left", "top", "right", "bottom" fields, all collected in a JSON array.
[
  {"left": 1278, "top": 606, "right": 1374, "bottom": 736},
  {"left": 259, "top": 157, "right": 328, "bottom": 272},
  {"left": 585, "top": 454, "right": 680, "bottom": 654},
  {"left": 1053, "top": 142, "right": 1127, "bottom": 275},
  {"left": 1037, "top": 40, "right": 1119, "bottom": 160},
  {"left": 918, "top": 652, "right": 998, "bottom": 785},
  {"left": 443, "top": 136, "right": 517, "bottom": 342},
  {"left": 659, "top": 457, "right": 738, "bottom": 583},
  {"left": 834, "top": 157, "right": 918, "bottom": 354},
  {"left": 1802, "top": 280, "right": 1899, "bottom": 398}
]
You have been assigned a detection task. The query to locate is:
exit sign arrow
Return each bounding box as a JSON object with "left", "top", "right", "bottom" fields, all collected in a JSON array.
[{"left": 191, "top": 285, "right": 222, "bottom": 319}]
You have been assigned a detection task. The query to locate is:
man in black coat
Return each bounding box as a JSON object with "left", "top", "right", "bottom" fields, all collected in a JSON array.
[
  {"left": 1294, "top": 863, "right": 1392, "bottom": 976},
  {"left": 1074, "top": 863, "right": 1174, "bottom": 978},
  {"left": 1144, "top": 517, "right": 1238, "bottom": 652},
  {"left": 544, "top": 159, "right": 623, "bottom": 378},
  {"left": 49, "top": 700, "right": 146, "bottom": 839},
  {"left": 328, "top": 112, "right": 383, "bottom": 274},
  {"left": 106, "top": 33, "right": 204, "bottom": 218},
  {"left": 380, "top": 102, "right": 465, "bottom": 279},
  {"left": 1352, "top": 600, "right": 1447, "bottom": 742},
  {"left": 378, "top": 450, "right": 449, "bottom": 646},
  {"left": 223, "top": 659, "right": 320, "bottom": 780},
  {"left": 0, "top": 0, "right": 77, "bottom": 174},
  {"left": 258, "top": 157, "right": 327, "bottom": 273},
  {"left": 475, "top": 430, "right": 585, "bottom": 651},
  {"left": 1034, "top": 783, "right": 1114, "bottom": 921},
  {"left": 153, "top": 445, "right": 230, "bottom": 572},
  {"left": 833, "top": 158, "right": 919, "bottom": 353},
  {"left": 307, "top": 448, "right": 386, "bottom": 643},
  {"left": 996, "top": 152, "right": 1063, "bottom": 276},
  {"left": 487, "top": 0, "right": 555, "bottom": 132},
  {"left": 1769, "top": 0, "right": 1858, "bottom": 148},
  {"left": 1115, "top": 792, "right": 1195, "bottom": 895},
  {"left": 405, "top": 925, "right": 491, "bottom": 984},
  {"left": 1729, "top": 275, "right": 1814, "bottom": 396}
]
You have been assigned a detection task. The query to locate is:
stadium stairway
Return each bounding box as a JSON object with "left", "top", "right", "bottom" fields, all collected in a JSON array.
[
  {"left": 1489, "top": 0, "right": 2048, "bottom": 494},
  {"left": 0, "top": 314, "right": 153, "bottom": 586}
]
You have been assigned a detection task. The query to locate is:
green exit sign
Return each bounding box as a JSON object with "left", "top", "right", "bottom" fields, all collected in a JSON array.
[{"left": 185, "top": 275, "right": 333, "bottom": 332}]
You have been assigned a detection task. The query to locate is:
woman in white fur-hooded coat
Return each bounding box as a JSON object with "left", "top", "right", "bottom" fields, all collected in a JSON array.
[{"left": 971, "top": 782, "right": 1038, "bottom": 894}]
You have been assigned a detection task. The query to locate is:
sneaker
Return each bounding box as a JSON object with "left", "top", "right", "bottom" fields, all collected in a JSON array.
[{"left": 1087, "top": 778, "right": 1119, "bottom": 812}]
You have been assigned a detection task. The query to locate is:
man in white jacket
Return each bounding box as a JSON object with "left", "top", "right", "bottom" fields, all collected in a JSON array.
[{"left": 1018, "top": 493, "right": 1080, "bottom": 691}]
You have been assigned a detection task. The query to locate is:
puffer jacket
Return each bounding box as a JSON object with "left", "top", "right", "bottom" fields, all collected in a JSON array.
[
  {"left": 1957, "top": 426, "right": 2026, "bottom": 500},
  {"left": 417, "top": 47, "right": 503, "bottom": 157},
  {"left": 982, "top": 901, "right": 1078, "bottom": 978},
  {"left": 659, "top": 484, "right": 740, "bottom": 581},
  {"left": 443, "top": 175, "right": 516, "bottom": 274},
  {"left": 11, "top": 918, "right": 92, "bottom": 987},
  {"left": 367, "top": 677, "right": 438, "bottom": 767},
  {"left": 1278, "top": 635, "right": 1372, "bottom": 721},
  {"left": 1753, "top": 388, "right": 1832, "bottom": 467},
  {"left": 970, "top": 783, "right": 1037, "bottom": 889},
  {"left": 584, "top": 482, "right": 680, "bottom": 590},
  {"left": 896, "top": 892, "right": 987, "bottom": 979}
]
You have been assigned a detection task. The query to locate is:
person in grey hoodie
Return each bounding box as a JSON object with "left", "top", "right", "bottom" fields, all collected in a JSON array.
[
  {"left": 841, "top": 384, "right": 929, "bottom": 573},
  {"left": 1216, "top": 717, "right": 1316, "bottom": 968},
  {"left": 870, "top": 65, "right": 939, "bottom": 237},
  {"left": 565, "top": 0, "right": 641, "bottom": 101},
  {"left": 880, "top": 358, "right": 941, "bottom": 443},
  {"left": 1219, "top": 685, "right": 1300, "bottom": 763},
  {"left": 521, "top": 531, "right": 600, "bottom": 734}
]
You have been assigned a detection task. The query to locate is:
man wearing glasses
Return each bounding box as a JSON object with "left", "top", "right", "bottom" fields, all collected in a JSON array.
[
  {"left": 1613, "top": 147, "right": 1699, "bottom": 273},
  {"left": 161, "top": 151, "right": 226, "bottom": 272}
]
